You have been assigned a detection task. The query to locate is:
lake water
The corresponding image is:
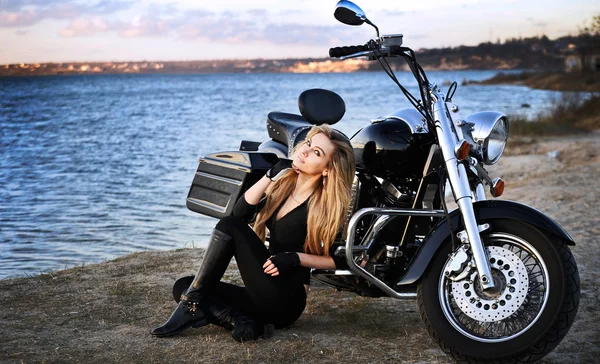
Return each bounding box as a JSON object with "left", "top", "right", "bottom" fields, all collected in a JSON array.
[{"left": 0, "top": 70, "right": 570, "bottom": 279}]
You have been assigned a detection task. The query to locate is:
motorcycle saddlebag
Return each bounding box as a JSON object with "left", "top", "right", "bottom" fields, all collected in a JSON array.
[{"left": 186, "top": 151, "right": 277, "bottom": 219}]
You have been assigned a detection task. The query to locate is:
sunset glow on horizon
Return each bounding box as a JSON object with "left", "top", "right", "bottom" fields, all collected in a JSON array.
[{"left": 1, "top": 0, "right": 597, "bottom": 64}]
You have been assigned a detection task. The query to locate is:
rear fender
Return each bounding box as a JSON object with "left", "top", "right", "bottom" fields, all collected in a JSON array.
[{"left": 396, "top": 200, "right": 575, "bottom": 286}]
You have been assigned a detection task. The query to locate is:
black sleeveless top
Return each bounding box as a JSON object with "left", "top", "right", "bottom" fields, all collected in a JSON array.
[
  {"left": 232, "top": 195, "right": 350, "bottom": 285},
  {"left": 232, "top": 196, "right": 311, "bottom": 285}
]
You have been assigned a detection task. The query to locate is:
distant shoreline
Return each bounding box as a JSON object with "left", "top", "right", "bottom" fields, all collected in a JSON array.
[
  {"left": 0, "top": 59, "right": 526, "bottom": 77},
  {"left": 5, "top": 32, "right": 586, "bottom": 77},
  {"left": 466, "top": 71, "right": 600, "bottom": 92}
]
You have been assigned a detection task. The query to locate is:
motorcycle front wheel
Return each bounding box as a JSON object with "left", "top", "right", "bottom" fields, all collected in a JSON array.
[{"left": 417, "top": 219, "right": 579, "bottom": 363}]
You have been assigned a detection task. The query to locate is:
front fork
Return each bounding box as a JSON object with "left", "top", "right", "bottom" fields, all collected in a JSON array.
[{"left": 430, "top": 85, "right": 495, "bottom": 290}]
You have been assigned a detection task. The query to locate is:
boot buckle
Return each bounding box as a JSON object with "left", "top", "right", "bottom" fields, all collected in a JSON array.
[{"left": 181, "top": 299, "right": 199, "bottom": 314}]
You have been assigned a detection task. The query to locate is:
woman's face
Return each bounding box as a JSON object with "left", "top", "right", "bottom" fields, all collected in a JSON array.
[{"left": 292, "top": 132, "right": 336, "bottom": 176}]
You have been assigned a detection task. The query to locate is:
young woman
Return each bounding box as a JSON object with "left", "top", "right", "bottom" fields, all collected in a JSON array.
[{"left": 152, "top": 125, "right": 356, "bottom": 341}]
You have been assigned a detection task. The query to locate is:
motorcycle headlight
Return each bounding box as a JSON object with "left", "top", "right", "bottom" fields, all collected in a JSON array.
[{"left": 465, "top": 112, "right": 509, "bottom": 165}]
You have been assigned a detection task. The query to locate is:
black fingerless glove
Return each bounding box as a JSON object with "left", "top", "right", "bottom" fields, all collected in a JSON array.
[
  {"left": 265, "top": 158, "right": 293, "bottom": 182},
  {"left": 269, "top": 252, "right": 300, "bottom": 275}
]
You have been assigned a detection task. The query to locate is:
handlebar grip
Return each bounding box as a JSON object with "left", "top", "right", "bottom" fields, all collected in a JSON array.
[{"left": 329, "top": 45, "right": 368, "bottom": 58}]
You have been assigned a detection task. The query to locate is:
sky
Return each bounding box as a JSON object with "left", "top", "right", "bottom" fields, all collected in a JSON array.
[{"left": 0, "top": 0, "right": 598, "bottom": 64}]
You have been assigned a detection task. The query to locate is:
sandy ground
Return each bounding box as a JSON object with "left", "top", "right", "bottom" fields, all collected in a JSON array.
[{"left": 1, "top": 132, "right": 599, "bottom": 364}]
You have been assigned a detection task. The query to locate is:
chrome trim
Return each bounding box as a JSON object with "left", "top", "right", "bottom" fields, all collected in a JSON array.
[
  {"left": 381, "top": 179, "right": 402, "bottom": 200},
  {"left": 340, "top": 50, "right": 375, "bottom": 60},
  {"left": 331, "top": 270, "right": 355, "bottom": 276},
  {"left": 258, "top": 140, "right": 288, "bottom": 159},
  {"left": 335, "top": 245, "right": 367, "bottom": 256},
  {"left": 202, "top": 156, "right": 252, "bottom": 173},
  {"left": 474, "top": 183, "right": 486, "bottom": 201},
  {"left": 186, "top": 198, "right": 227, "bottom": 213},
  {"left": 194, "top": 171, "right": 243, "bottom": 186},
  {"left": 386, "top": 245, "right": 400, "bottom": 258},
  {"left": 345, "top": 207, "right": 445, "bottom": 299},
  {"left": 446, "top": 102, "right": 464, "bottom": 140},
  {"left": 431, "top": 84, "right": 495, "bottom": 290},
  {"left": 464, "top": 111, "right": 509, "bottom": 165},
  {"left": 361, "top": 215, "right": 392, "bottom": 248},
  {"left": 341, "top": 175, "right": 361, "bottom": 237},
  {"left": 309, "top": 269, "right": 357, "bottom": 276},
  {"left": 380, "top": 34, "right": 403, "bottom": 47}
]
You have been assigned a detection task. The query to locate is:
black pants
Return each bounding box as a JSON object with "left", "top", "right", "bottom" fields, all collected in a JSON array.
[{"left": 203, "top": 216, "right": 306, "bottom": 328}]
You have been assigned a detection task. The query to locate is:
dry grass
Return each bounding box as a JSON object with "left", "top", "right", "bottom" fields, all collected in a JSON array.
[
  {"left": 1, "top": 135, "right": 599, "bottom": 364},
  {"left": 507, "top": 94, "right": 600, "bottom": 155}
]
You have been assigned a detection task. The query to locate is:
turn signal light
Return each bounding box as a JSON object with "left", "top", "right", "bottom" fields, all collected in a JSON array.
[
  {"left": 491, "top": 178, "right": 505, "bottom": 197},
  {"left": 454, "top": 139, "right": 471, "bottom": 161}
]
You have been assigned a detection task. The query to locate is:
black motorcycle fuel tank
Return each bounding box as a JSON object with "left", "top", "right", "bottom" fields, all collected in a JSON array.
[{"left": 350, "top": 108, "right": 433, "bottom": 178}]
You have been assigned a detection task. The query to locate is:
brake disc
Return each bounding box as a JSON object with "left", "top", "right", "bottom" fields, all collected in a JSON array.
[{"left": 450, "top": 246, "right": 529, "bottom": 322}]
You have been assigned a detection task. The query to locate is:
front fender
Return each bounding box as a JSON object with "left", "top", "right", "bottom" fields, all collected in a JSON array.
[{"left": 396, "top": 200, "right": 574, "bottom": 286}]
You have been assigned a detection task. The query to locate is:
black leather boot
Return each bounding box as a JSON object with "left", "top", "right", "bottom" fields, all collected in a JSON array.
[
  {"left": 230, "top": 312, "right": 276, "bottom": 342},
  {"left": 185, "top": 229, "right": 233, "bottom": 294},
  {"left": 151, "top": 229, "right": 233, "bottom": 337},
  {"left": 172, "top": 277, "right": 277, "bottom": 338},
  {"left": 151, "top": 298, "right": 210, "bottom": 337},
  {"left": 231, "top": 313, "right": 262, "bottom": 342}
]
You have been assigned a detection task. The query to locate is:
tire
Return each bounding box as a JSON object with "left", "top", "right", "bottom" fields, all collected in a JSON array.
[{"left": 417, "top": 219, "right": 579, "bottom": 363}]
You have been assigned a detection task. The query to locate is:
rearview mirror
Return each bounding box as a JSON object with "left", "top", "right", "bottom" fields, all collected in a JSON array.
[
  {"left": 334, "top": 0, "right": 367, "bottom": 26},
  {"left": 334, "top": 1, "right": 379, "bottom": 37}
]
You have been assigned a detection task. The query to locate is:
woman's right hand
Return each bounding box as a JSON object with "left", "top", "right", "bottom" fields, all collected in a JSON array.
[
  {"left": 265, "top": 159, "right": 293, "bottom": 182},
  {"left": 263, "top": 252, "right": 300, "bottom": 276}
]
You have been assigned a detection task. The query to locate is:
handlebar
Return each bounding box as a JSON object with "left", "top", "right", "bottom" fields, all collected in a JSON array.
[
  {"left": 329, "top": 45, "right": 368, "bottom": 58},
  {"left": 329, "top": 41, "right": 434, "bottom": 124}
]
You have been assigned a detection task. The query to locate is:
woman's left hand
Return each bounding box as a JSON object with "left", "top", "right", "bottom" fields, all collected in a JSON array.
[{"left": 263, "top": 252, "right": 300, "bottom": 276}]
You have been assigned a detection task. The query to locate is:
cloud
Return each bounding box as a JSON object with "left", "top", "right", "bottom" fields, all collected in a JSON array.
[
  {"left": 61, "top": 14, "right": 175, "bottom": 38},
  {"left": 0, "top": 0, "right": 132, "bottom": 28},
  {"left": 0, "top": 8, "right": 39, "bottom": 27},
  {"left": 0, "top": 0, "right": 49, "bottom": 12},
  {"left": 375, "top": 9, "right": 405, "bottom": 17},
  {"left": 119, "top": 15, "right": 172, "bottom": 38},
  {"left": 179, "top": 9, "right": 214, "bottom": 18},
  {"left": 52, "top": 7, "right": 362, "bottom": 48},
  {"left": 246, "top": 9, "right": 267, "bottom": 17},
  {"left": 263, "top": 23, "right": 347, "bottom": 45},
  {"left": 60, "top": 17, "right": 109, "bottom": 37},
  {"left": 176, "top": 16, "right": 262, "bottom": 43}
]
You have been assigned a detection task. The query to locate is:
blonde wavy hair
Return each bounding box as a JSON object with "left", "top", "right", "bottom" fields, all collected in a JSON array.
[{"left": 253, "top": 125, "right": 356, "bottom": 256}]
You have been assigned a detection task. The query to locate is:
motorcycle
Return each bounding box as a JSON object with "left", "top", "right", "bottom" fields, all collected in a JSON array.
[{"left": 184, "top": 1, "right": 580, "bottom": 362}]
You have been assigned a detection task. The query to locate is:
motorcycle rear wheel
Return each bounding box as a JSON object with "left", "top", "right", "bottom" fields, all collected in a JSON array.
[{"left": 417, "top": 219, "right": 579, "bottom": 363}]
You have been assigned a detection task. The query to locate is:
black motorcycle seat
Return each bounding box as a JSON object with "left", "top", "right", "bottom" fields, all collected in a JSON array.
[
  {"left": 266, "top": 89, "right": 346, "bottom": 152},
  {"left": 267, "top": 112, "right": 312, "bottom": 151},
  {"left": 299, "top": 88, "right": 345, "bottom": 125}
]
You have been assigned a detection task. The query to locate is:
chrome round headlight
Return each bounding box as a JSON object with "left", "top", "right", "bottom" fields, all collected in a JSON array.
[{"left": 465, "top": 112, "right": 509, "bottom": 165}]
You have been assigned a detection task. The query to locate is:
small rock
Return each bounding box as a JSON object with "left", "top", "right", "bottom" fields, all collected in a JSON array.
[{"left": 547, "top": 150, "right": 560, "bottom": 159}]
